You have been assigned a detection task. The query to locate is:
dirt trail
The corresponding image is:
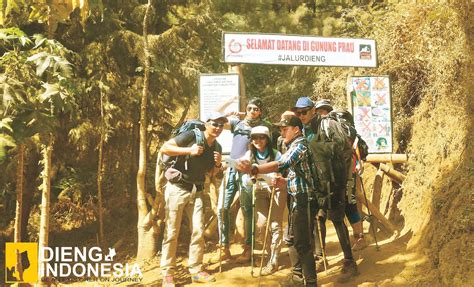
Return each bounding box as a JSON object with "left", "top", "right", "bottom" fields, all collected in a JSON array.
[{"left": 117, "top": 221, "right": 425, "bottom": 287}]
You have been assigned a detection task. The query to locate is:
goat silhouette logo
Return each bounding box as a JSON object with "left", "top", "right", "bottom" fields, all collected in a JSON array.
[
  {"left": 105, "top": 248, "right": 116, "bottom": 261},
  {"left": 5, "top": 242, "right": 39, "bottom": 283}
]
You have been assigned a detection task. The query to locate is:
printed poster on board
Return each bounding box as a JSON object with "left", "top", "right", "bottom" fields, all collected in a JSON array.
[
  {"left": 199, "top": 74, "right": 240, "bottom": 154},
  {"left": 351, "top": 76, "right": 392, "bottom": 153}
]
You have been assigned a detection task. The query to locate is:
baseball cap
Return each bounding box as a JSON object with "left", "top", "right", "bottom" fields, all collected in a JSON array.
[
  {"left": 250, "top": 126, "right": 270, "bottom": 138},
  {"left": 294, "top": 97, "right": 315, "bottom": 109},
  {"left": 274, "top": 114, "right": 303, "bottom": 130},
  {"left": 205, "top": 111, "right": 228, "bottom": 122},
  {"left": 315, "top": 99, "right": 333, "bottom": 111}
]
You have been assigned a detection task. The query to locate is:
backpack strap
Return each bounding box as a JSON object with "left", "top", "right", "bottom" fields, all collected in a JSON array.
[
  {"left": 193, "top": 128, "right": 205, "bottom": 146},
  {"left": 321, "top": 118, "right": 331, "bottom": 139},
  {"left": 183, "top": 128, "right": 205, "bottom": 170}
]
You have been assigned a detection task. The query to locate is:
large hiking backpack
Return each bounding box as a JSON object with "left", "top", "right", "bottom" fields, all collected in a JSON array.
[
  {"left": 330, "top": 109, "right": 369, "bottom": 161},
  {"left": 155, "top": 120, "right": 206, "bottom": 191},
  {"left": 308, "top": 116, "right": 353, "bottom": 209}
]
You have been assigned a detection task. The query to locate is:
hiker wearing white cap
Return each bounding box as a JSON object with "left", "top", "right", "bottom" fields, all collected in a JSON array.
[
  {"left": 159, "top": 112, "right": 227, "bottom": 287},
  {"left": 240, "top": 126, "right": 285, "bottom": 275}
]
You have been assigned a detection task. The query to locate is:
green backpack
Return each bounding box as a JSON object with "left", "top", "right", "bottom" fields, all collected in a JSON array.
[{"left": 308, "top": 117, "right": 352, "bottom": 210}]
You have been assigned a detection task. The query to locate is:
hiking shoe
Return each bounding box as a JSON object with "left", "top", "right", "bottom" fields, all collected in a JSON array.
[
  {"left": 338, "top": 259, "right": 359, "bottom": 283},
  {"left": 279, "top": 273, "right": 304, "bottom": 287},
  {"left": 315, "top": 256, "right": 328, "bottom": 272},
  {"left": 352, "top": 234, "right": 368, "bottom": 251},
  {"left": 162, "top": 275, "right": 175, "bottom": 287},
  {"left": 235, "top": 245, "right": 251, "bottom": 263},
  {"left": 209, "top": 245, "right": 232, "bottom": 264},
  {"left": 260, "top": 261, "right": 278, "bottom": 276},
  {"left": 191, "top": 271, "right": 216, "bottom": 283}
]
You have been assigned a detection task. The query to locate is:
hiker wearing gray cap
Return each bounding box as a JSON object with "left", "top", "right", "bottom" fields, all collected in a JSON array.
[
  {"left": 317, "top": 106, "right": 368, "bottom": 252},
  {"left": 293, "top": 96, "right": 359, "bottom": 283},
  {"left": 159, "top": 112, "right": 227, "bottom": 287},
  {"left": 314, "top": 99, "right": 333, "bottom": 112}
]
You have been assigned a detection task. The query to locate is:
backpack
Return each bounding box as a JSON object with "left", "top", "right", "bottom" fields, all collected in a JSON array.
[
  {"left": 307, "top": 116, "right": 353, "bottom": 210},
  {"left": 330, "top": 109, "right": 369, "bottom": 161},
  {"left": 155, "top": 120, "right": 206, "bottom": 191}
]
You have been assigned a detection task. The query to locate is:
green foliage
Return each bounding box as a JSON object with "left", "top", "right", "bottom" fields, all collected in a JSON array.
[{"left": 0, "top": 117, "right": 15, "bottom": 160}]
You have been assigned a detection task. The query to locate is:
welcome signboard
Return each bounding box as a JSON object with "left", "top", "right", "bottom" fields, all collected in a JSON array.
[
  {"left": 223, "top": 32, "right": 377, "bottom": 67},
  {"left": 351, "top": 76, "right": 393, "bottom": 153}
]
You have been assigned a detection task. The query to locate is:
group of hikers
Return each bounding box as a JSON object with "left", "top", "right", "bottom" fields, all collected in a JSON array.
[{"left": 158, "top": 96, "right": 369, "bottom": 287}]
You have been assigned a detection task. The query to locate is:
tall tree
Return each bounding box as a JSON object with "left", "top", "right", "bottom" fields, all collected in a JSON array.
[
  {"left": 0, "top": 29, "right": 34, "bottom": 243},
  {"left": 25, "top": 35, "right": 76, "bottom": 283},
  {"left": 136, "top": 0, "right": 155, "bottom": 261}
]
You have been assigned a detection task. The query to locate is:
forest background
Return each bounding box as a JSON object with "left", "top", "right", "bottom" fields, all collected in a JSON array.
[{"left": 0, "top": 0, "right": 472, "bottom": 286}]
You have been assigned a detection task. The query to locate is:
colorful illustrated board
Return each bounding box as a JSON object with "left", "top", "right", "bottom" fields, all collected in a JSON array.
[
  {"left": 199, "top": 74, "right": 240, "bottom": 154},
  {"left": 351, "top": 76, "right": 393, "bottom": 153}
]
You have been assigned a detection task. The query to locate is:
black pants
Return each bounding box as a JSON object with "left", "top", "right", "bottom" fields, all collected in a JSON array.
[
  {"left": 284, "top": 193, "right": 317, "bottom": 286},
  {"left": 314, "top": 206, "right": 353, "bottom": 261}
]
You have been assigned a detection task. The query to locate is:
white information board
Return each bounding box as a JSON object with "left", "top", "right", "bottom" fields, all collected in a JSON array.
[
  {"left": 351, "top": 76, "right": 393, "bottom": 153},
  {"left": 199, "top": 74, "right": 240, "bottom": 154},
  {"left": 223, "top": 32, "right": 377, "bottom": 67}
]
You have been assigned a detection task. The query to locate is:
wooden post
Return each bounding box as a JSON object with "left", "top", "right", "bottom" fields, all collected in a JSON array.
[
  {"left": 365, "top": 154, "right": 408, "bottom": 163},
  {"left": 356, "top": 178, "right": 396, "bottom": 234},
  {"left": 228, "top": 64, "right": 246, "bottom": 110},
  {"left": 369, "top": 167, "right": 384, "bottom": 233},
  {"left": 346, "top": 75, "right": 354, "bottom": 111},
  {"left": 379, "top": 163, "right": 406, "bottom": 184}
]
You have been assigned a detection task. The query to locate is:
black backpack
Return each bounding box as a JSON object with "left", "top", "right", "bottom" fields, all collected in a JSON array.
[
  {"left": 308, "top": 116, "right": 353, "bottom": 210},
  {"left": 330, "top": 109, "right": 369, "bottom": 161},
  {"left": 155, "top": 120, "right": 206, "bottom": 190}
]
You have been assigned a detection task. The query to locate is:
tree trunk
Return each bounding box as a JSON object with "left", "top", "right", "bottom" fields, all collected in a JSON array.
[
  {"left": 38, "top": 140, "right": 53, "bottom": 283},
  {"left": 136, "top": 0, "right": 156, "bottom": 261},
  {"left": 14, "top": 144, "right": 25, "bottom": 243},
  {"left": 97, "top": 132, "right": 105, "bottom": 246},
  {"left": 97, "top": 89, "right": 106, "bottom": 247},
  {"left": 22, "top": 147, "right": 40, "bottom": 242}
]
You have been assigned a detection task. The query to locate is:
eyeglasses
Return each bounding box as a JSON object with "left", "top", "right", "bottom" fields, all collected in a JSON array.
[
  {"left": 295, "top": 108, "right": 311, "bottom": 116},
  {"left": 252, "top": 135, "right": 267, "bottom": 140},
  {"left": 210, "top": 121, "right": 225, "bottom": 128},
  {"left": 247, "top": 106, "right": 260, "bottom": 112}
]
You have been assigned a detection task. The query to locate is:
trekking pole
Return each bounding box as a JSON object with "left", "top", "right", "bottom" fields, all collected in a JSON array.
[
  {"left": 219, "top": 170, "right": 227, "bottom": 273},
  {"left": 359, "top": 173, "right": 380, "bottom": 251},
  {"left": 316, "top": 217, "right": 328, "bottom": 275},
  {"left": 258, "top": 186, "right": 276, "bottom": 285},
  {"left": 251, "top": 178, "right": 256, "bottom": 277}
]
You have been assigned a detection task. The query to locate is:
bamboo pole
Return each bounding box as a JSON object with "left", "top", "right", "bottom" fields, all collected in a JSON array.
[
  {"left": 379, "top": 163, "right": 406, "bottom": 184},
  {"left": 355, "top": 181, "right": 397, "bottom": 234},
  {"left": 369, "top": 167, "right": 384, "bottom": 233},
  {"left": 365, "top": 154, "right": 408, "bottom": 163}
]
